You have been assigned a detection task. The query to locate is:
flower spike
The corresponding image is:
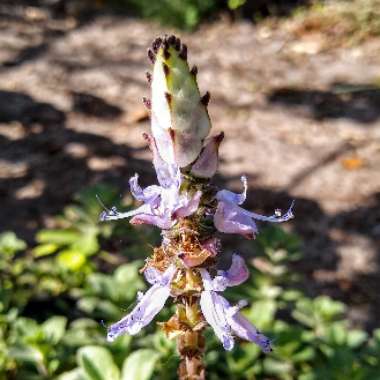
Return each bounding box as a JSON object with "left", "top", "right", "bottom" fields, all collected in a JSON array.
[{"left": 101, "top": 35, "right": 293, "bottom": 380}]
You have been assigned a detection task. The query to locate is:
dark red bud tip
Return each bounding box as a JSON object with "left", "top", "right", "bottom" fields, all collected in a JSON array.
[
  {"left": 163, "top": 48, "right": 171, "bottom": 60},
  {"left": 165, "top": 92, "right": 172, "bottom": 105},
  {"left": 152, "top": 37, "right": 162, "bottom": 53},
  {"left": 169, "top": 128, "right": 175, "bottom": 142},
  {"left": 200, "top": 91, "right": 210, "bottom": 106},
  {"left": 147, "top": 49, "right": 155, "bottom": 64},
  {"left": 163, "top": 63, "right": 170, "bottom": 76},
  {"left": 190, "top": 65, "right": 198, "bottom": 76},
  {"left": 167, "top": 35, "right": 176, "bottom": 45},
  {"left": 146, "top": 72, "right": 152, "bottom": 84},
  {"left": 142, "top": 97, "right": 151, "bottom": 109},
  {"left": 174, "top": 37, "right": 181, "bottom": 50},
  {"left": 179, "top": 44, "right": 187, "bottom": 60},
  {"left": 215, "top": 131, "right": 225, "bottom": 144}
]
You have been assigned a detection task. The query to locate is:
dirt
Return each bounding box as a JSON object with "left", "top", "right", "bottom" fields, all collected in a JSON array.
[{"left": 0, "top": 6, "right": 379, "bottom": 328}]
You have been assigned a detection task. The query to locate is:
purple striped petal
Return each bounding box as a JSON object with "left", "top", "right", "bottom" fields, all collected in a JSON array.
[
  {"left": 143, "top": 133, "right": 179, "bottom": 189},
  {"left": 200, "top": 289, "right": 234, "bottom": 351},
  {"left": 130, "top": 212, "right": 173, "bottom": 230},
  {"left": 216, "top": 176, "right": 247, "bottom": 205},
  {"left": 216, "top": 254, "right": 249, "bottom": 288},
  {"left": 100, "top": 203, "right": 153, "bottom": 222},
  {"left": 227, "top": 311, "right": 272, "bottom": 353},
  {"left": 214, "top": 176, "right": 294, "bottom": 238},
  {"left": 214, "top": 201, "right": 258, "bottom": 239},
  {"left": 129, "top": 174, "right": 161, "bottom": 207},
  {"left": 107, "top": 265, "right": 176, "bottom": 341},
  {"left": 199, "top": 269, "right": 271, "bottom": 353},
  {"left": 174, "top": 191, "right": 202, "bottom": 218}
]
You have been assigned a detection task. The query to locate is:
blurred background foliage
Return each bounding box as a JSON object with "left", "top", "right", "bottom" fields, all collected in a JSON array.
[
  {"left": 21, "top": 0, "right": 380, "bottom": 34},
  {"left": 1, "top": 185, "right": 379, "bottom": 379}
]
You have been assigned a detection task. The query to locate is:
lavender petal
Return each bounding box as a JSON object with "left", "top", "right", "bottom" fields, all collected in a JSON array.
[
  {"left": 199, "top": 290, "right": 234, "bottom": 351},
  {"left": 174, "top": 191, "right": 202, "bottom": 218},
  {"left": 214, "top": 201, "right": 257, "bottom": 239},
  {"left": 107, "top": 265, "right": 176, "bottom": 341},
  {"left": 227, "top": 311, "right": 272, "bottom": 353},
  {"left": 216, "top": 176, "right": 247, "bottom": 205},
  {"left": 190, "top": 133, "right": 224, "bottom": 178},
  {"left": 216, "top": 254, "right": 249, "bottom": 287}
]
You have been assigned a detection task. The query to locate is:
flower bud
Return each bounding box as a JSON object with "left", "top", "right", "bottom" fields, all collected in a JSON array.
[{"left": 149, "top": 35, "right": 212, "bottom": 167}]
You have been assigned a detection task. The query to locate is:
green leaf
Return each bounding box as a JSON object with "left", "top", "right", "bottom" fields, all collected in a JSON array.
[
  {"left": 78, "top": 346, "right": 120, "bottom": 380},
  {"left": 263, "top": 357, "right": 293, "bottom": 375},
  {"left": 0, "top": 231, "right": 27, "bottom": 255},
  {"left": 42, "top": 316, "right": 67, "bottom": 344},
  {"left": 247, "top": 299, "right": 277, "bottom": 328},
  {"left": 71, "top": 231, "right": 99, "bottom": 256},
  {"left": 347, "top": 329, "right": 368, "bottom": 348},
  {"left": 8, "top": 345, "right": 44, "bottom": 365},
  {"left": 315, "top": 296, "right": 345, "bottom": 320},
  {"left": 57, "top": 368, "right": 86, "bottom": 380},
  {"left": 32, "top": 243, "right": 58, "bottom": 257},
  {"left": 37, "top": 229, "right": 81, "bottom": 245},
  {"left": 57, "top": 250, "right": 86, "bottom": 271},
  {"left": 121, "top": 349, "right": 159, "bottom": 380},
  {"left": 228, "top": 0, "right": 246, "bottom": 10}
]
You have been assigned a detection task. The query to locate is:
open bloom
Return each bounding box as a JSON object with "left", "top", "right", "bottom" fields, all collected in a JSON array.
[
  {"left": 107, "top": 265, "right": 177, "bottom": 342},
  {"left": 100, "top": 135, "right": 201, "bottom": 229},
  {"left": 214, "top": 176, "right": 294, "bottom": 239},
  {"left": 199, "top": 256, "right": 272, "bottom": 352}
]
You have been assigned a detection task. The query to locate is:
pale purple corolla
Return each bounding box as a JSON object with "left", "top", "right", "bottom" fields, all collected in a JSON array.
[
  {"left": 214, "top": 176, "right": 294, "bottom": 239},
  {"left": 199, "top": 255, "right": 272, "bottom": 353},
  {"left": 107, "top": 264, "right": 177, "bottom": 342},
  {"left": 100, "top": 134, "right": 201, "bottom": 229}
]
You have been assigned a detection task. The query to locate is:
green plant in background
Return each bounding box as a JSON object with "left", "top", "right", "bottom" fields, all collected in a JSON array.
[
  {"left": 111, "top": 0, "right": 220, "bottom": 30},
  {"left": 1, "top": 221, "right": 380, "bottom": 379}
]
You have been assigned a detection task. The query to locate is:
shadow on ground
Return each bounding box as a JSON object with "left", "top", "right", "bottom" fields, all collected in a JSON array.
[
  {"left": 0, "top": 89, "right": 152, "bottom": 240},
  {"left": 268, "top": 83, "right": 380, "bottom": 124}
]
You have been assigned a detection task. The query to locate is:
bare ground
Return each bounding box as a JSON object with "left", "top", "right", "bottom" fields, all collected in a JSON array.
[{"left": 0, "top": 8, "right": 379, "bottom": 328}]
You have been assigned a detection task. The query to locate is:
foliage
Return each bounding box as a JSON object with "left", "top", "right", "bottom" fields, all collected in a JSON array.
[
  {"left": 109, "top": 0, "right": 221, "bottom": 31},
  {"left": 1, "top": 186, "right": 379, "bottom": 379},
  {"left": 289, "top": 0, "right": 380, "bottom": 44}
]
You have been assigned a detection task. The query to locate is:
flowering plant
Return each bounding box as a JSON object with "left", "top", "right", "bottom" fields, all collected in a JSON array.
[{"left": 101, "top": 35, "right": 293, "bottom": 379}]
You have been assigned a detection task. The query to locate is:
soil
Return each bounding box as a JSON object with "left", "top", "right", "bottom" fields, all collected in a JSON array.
[{"left": 0, "top": 5, "right": 379, "bottom": 329}]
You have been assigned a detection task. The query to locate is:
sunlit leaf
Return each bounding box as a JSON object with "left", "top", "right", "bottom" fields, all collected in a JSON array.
[
  {"left": 42, "top": 316, "right": 67, "bottom": 344},
  {"left": 0, "top": 231, "right": 27, "bottom": 256},
  {"left": 57, "top": 250, "right": 86, "bottom": 271},
  {"left": 121, "top": 349, "right": 159, "bottom": 380},
  {"left": 78, "top": 346, "right": 120, "bottom": 380}
]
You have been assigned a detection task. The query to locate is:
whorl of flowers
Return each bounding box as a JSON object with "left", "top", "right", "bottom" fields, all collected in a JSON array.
[{"left": 101, "top": 35, "right": 294, "bottom": 380}]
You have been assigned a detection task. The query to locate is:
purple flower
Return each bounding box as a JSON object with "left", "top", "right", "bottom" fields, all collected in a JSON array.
[
  {"left": 107, "top": 265, "right": 177, "bottom": 341},
  {"left": 190, "top": 132, "right": 224, "bottom": 178},
  {"left": 214, "top": 176, "right": 294, "bottom": 239},
  {"left": 100, "top": 135, "right": 201, "bottom": 229},
  {"left": 199, "top": 258, "right": 272, "bottom": 353}
]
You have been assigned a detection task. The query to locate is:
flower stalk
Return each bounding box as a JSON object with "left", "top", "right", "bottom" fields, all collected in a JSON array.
[{"left": 101, "top": 35, "right": 294, "bottom": 380}]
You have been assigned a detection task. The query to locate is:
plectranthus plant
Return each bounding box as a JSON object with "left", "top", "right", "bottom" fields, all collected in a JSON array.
[{"left": 100, "top": 35, "right": 294, "bottom": 380}]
